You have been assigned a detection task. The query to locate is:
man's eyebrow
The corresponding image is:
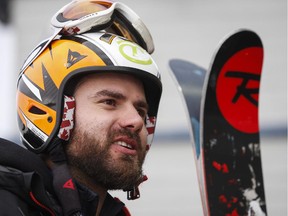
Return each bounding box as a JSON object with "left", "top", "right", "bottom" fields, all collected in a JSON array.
[
  {"left": 89, "top": 90, "right": 126, "bottom": 100},
  {"left": 89, "top": 89, "right": 149, "bottom": 110}
]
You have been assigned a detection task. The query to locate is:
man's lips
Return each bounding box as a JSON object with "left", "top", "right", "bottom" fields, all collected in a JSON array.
[
  {"left": 115, "top": 141, "right": 134, "bottom": 150},
  {"left": 112, "top": 137, "right": 138, "bottom": 155}
]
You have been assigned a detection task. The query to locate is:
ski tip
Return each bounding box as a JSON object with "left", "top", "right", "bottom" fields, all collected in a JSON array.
[
  {"left": 214, "top": 29, "right": 263, "bottom": 55},
  {"left": 169, "top": 59, "right": 206, "bottom": 75},
  {"left": 231, "top": 28, "right": 262, "bottom": 41},
  {"left": 169, "top": 58, "right": 201, "bottom": 68}
]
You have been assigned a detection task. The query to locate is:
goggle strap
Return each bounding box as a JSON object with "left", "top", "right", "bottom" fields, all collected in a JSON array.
[{"left": 20, "top": 28, "right": 61, "bottom": 73}]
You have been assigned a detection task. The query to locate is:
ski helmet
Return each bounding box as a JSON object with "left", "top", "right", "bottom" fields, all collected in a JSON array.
[{"left": 17, "top": 32, "right": 162, "bottom": 153}]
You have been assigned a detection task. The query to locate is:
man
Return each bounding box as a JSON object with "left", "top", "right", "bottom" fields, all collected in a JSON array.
[{"left": 0, "top": 1, "right": 162, "bottom": 215}]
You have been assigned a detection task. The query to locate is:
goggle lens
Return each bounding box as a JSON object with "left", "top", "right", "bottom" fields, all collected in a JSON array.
[{"left": 62, "top": 0, "right": 113, "bottom": 20}]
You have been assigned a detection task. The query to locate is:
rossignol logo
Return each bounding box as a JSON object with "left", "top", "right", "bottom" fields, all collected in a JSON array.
[
  {"left": 118, "top": 40, "right": 152, "bottom": 65},
  {"left": 225, "top": 71, "right": 260, "bottom": 107},
  {"left": 216, "top": 47, "right": 263, "bottom": 134}
]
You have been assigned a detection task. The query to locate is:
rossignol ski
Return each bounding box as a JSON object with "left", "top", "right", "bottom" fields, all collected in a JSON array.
[
  {"left": 202, "top": 29, "right": 266, "bottom": 216},
  {"left": 169, "top": 29, "right": 267, "bottom": 216}
]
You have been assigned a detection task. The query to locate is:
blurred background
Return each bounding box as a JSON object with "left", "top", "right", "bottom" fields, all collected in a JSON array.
[{"left": 0, "top": 0, "right": 286, "bottom": 215}]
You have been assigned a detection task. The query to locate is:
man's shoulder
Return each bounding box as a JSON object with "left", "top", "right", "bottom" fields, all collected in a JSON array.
[
  {"left": 0, "top": 137, "right": 53, "bottom": 191},
  {"left": 0, "top": 138, "right": 61, "bottom": 215},
  {"left": 0, "top": 138, "right": 50, "bottom": 173}
]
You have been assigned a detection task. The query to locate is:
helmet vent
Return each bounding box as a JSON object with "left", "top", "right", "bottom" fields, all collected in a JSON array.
[{"left": 29, "top": 106, "right": 47, "bottom": 115}]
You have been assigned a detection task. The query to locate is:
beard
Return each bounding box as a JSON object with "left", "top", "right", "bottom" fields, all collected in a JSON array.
[{"left": 65, "top": 127, "right": 147, "bottom": 190}]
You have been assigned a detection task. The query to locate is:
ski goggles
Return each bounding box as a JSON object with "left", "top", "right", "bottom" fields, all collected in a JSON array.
[{"left": 21, "top": 0, "right": 154, "bottom": 73}]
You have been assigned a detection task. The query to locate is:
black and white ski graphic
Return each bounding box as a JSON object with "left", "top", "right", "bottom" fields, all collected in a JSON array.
[{"left": 201, "top": 29, "right": 267, "bottom": 216}]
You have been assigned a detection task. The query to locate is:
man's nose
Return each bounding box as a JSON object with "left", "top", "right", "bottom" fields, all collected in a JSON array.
[{"left": 118, "top": 106, "right": 144, "bottom": 133}]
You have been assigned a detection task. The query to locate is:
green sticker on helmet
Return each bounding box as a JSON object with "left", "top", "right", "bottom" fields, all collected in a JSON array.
[{"left": 118, "top": 40, "right": 152, "bottom": 65}]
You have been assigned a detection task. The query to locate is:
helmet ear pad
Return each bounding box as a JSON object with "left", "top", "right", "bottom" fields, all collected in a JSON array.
[{"left": 57, "top": 95, "right": 76, "bottom": 141}]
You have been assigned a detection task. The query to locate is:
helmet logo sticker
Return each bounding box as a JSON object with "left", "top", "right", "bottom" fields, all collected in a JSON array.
[
  {"left": 20, "top": 110, "right": 48, "bottom": 142},
  {"left": 66, "top": 49, "right": 87, "bottom": 69},
  {"left": 118, "top": 40, "right": 152, "bottom": 65},
  {"left": 100, "top": 33, "right": 116, "bottom": 44}
]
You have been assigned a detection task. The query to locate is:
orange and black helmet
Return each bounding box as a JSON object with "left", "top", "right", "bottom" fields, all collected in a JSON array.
[{"left": 17, "top": 32, "right": 162, "bottom": 153}]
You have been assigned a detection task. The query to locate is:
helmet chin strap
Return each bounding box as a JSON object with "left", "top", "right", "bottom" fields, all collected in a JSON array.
[
  {"left": 123, "top": 174, "right": 148, "bottom": 200},
  {"left": 123, "top": 144, "right": 150, "bottom": 200}
]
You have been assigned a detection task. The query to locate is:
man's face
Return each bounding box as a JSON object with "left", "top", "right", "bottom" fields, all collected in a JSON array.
[{"left": 66, "top": 73, "right": 149, "bottom": 190}]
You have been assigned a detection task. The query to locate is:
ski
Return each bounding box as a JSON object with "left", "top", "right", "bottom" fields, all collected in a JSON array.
[
  {"left": 201, "top": 29, "right": 267, "bottom": 215},
  {"left": 169, "top": 29, "right": 267, "bottom": 216},
  {"left": 169, "top": 59, "right": 209, "bottom": 215}
]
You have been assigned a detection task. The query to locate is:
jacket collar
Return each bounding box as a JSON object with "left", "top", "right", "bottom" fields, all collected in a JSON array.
[{"left": 77, "top": 183, "right": 125, "bottom": 216}]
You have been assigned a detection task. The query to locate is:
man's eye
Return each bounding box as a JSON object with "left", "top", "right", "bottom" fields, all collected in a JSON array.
[
  {"left": 103, "top": 99, "right": 116, "bottom": 106},
  {"left": 137, "top": 109, "right": 147, "bottom": 119}
]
